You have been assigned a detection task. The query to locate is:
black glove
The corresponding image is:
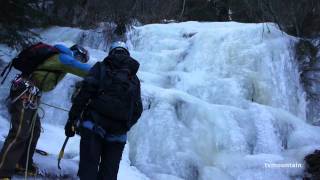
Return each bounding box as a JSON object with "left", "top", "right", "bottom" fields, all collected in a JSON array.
[{"left": 65, "top": 120, "right": 76, "bottom": 137}]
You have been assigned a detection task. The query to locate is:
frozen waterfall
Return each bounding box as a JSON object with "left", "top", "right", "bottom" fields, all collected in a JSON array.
[{"left": 0, "top": 21, "right": 319, "bottom": 180}]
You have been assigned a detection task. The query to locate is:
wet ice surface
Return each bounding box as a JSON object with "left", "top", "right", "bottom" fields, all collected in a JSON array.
[{"left": 0, "top": 21, "right": 319, "bottom": 180}]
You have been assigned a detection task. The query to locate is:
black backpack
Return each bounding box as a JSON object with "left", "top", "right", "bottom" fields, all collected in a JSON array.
[
  {"left": 1, "top": 42, "right": 59, "bottom": 84},
  {"left": 88, "top": 61, "right": 142, "bottom": 132}
]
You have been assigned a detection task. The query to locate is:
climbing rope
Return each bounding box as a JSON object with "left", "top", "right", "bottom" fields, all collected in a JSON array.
[{"left": 40, "top": 101, "right": 69, "bottom": 112}]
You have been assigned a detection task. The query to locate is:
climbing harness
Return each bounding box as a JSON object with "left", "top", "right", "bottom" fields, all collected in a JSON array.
[
  {"left": 11, "top": 75, "right": 40, "bottom": 109},
  {"left": 81, "top": 121, "right": 127, "bottom": 143},
  {"left": 11, "top": 75, "right": 70, "bottom": 113}
]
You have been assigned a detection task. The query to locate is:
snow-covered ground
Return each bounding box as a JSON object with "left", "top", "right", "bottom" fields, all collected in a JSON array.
[{"left": 0, "top": 21, "right": 320, "bottom": 180}]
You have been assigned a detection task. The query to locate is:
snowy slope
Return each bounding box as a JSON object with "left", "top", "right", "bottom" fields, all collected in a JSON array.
[{"left": 0, "top": 21, "right": 319, "bottom": 180}]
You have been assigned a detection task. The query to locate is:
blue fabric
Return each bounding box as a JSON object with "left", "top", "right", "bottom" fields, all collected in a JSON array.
[
  {"left": 53, "top": 44, "right": 91, "bottom": 72},
  {"left": 54, "top": 44, "right": 73, "bottom": 56},
  {"left": 82, "top": 120, "right": 127, "bottom": 143},
  {"left": 59, "top": 54, "right": 91, "bottom": 72}
]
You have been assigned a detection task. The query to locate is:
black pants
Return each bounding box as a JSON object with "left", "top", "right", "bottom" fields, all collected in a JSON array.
[
  {"left": 78, "top": 128, "right": 125, "bottom": 180},
  {"left": 0, "top": 89, "right": 41, "bottom": 178}
]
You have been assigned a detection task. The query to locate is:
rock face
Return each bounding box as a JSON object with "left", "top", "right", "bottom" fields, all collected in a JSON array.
[
  {"left": 296, "top": 38, "right": 320, "bottom": 123},
  {"left": 298, "top": 39, "right": 320, "bottom": 179}
]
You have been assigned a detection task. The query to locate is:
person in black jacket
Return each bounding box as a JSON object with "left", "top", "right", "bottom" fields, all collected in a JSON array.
[{"left": 65, "top": 41, "right": 143, "bottom": 180}]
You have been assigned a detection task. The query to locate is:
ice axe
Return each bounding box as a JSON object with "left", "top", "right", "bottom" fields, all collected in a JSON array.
[{"left": 58, "top": 136, "right": 69, "bottom": 170}]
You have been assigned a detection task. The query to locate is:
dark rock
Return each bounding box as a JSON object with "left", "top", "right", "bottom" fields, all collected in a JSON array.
[
  {"left": 296, "top": 39, "right": 320, "bottom": 122},
  {"left": 304, "top": 150, "right": 320, "bottom": 180}
]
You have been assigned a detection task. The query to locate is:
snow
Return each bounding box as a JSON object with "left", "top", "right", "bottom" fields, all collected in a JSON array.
[{"left": 0, "top": 21, "right": 319, "bottom": 179}]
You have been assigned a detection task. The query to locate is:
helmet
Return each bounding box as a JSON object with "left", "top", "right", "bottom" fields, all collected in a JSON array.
[
  {"left": 109, "top": 41, "right": 129, "bottom": 56},
  {"left": 70, "top": 44, "right": 89, "bottom": 63}
]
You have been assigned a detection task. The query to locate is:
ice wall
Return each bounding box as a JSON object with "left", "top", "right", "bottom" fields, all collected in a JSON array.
[
  {"left": 126, "top": 22, "right": 320, "bottom": 180},
  {"left": 0, "top": 21, "right": 320, "bottom": 180}
]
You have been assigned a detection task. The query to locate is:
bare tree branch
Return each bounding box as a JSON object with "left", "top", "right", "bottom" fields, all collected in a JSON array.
[{"left": 180, "top": 0, "right": 186, "bottom": 19}]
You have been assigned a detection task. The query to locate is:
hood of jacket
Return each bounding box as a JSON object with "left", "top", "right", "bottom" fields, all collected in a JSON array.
[{"left": 103, "top": 54, "right": 140, "bottom": 75}]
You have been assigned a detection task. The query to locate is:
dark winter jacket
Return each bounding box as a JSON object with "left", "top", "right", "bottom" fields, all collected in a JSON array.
[{"left": 69, "top": 54, "right": 143, "bottom": 134}]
